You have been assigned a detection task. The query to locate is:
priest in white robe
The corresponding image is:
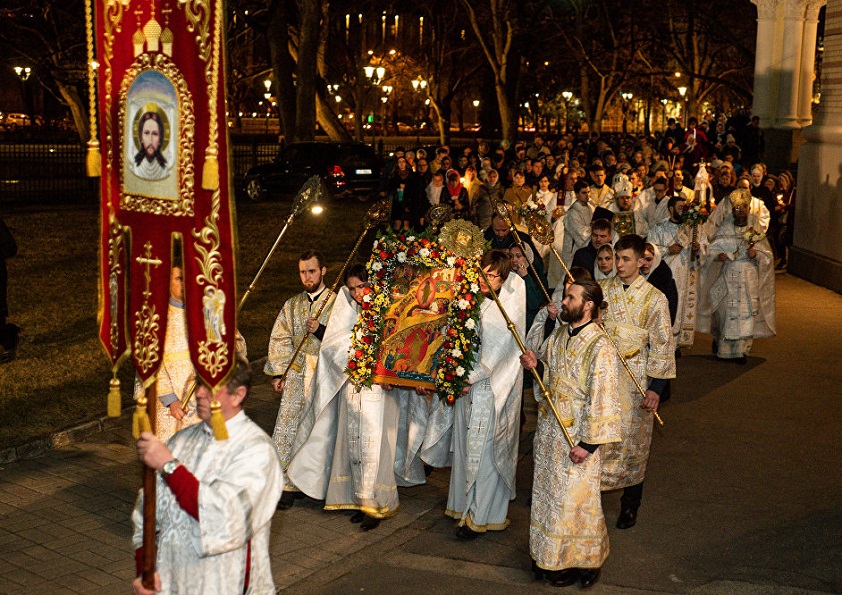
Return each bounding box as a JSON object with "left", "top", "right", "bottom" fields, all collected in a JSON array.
[
  {"left": 697, "top": 189, "right": 775, "bottom": 362},
  {"left": 265, "top": 250, "right": 335, "bottom": 506},
  {"left": 599, "top": 235, "right": 675, "bottom": 530},
  {"left": 430, "top": 250, "right": 526, "bottom": 539},
  {"left": 648, "top": 195, "right": 709, "bottom": 347},
  {"left": 562, "top": 181, "right": 595, "bottom": 267},
  {"left": 132, "top": 358, "right": 282, "bottom": 594},
  {"left": 520, "top": 278, "right": 621, "bottom": 589}
]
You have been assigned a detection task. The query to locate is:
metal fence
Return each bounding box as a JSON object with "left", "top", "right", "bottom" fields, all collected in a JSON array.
[{"left": 0, "top": 139, "right": 470, "bottom": 204}]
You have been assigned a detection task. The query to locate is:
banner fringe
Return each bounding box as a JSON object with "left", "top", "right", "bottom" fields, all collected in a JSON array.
[
  {"left": 107, "top": 376, "right": 122, "bottom": 418},
  {"left": 209, "top": 399, "right": 228, "bottom": 440}
]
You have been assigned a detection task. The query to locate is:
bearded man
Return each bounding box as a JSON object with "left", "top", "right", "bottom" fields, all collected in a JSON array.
[
  {"left": 265, "top": 249, "right": 335, "bottom": 508},
  {"left": 520, "top": 277, "right": 621, "bottom": 589}
]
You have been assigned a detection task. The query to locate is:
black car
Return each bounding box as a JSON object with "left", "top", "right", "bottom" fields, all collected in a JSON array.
[{"left": 243, "top": 141, "right": 382, "bottom": 201}]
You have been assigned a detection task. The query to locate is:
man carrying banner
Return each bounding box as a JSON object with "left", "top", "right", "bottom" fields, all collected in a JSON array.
[
  {"left": 266, "top": 249, "right": 335, "bottom": 508},
  {"left": 520, "top": 277, "right": 621, "bottom": 588},
  {"left": 132, "top": 358, "right": 282, "bottom": 594},
  {"left": 428, "top": 249, "right": 525, "bottom": 539},
  {"left": 598, "top": 234, "right": 675, "bottom": 529}
]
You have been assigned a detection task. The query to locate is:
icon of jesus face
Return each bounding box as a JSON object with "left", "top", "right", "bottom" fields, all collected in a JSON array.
[{"left": 141, "top": 117, "right": 162, "bottom": 159}]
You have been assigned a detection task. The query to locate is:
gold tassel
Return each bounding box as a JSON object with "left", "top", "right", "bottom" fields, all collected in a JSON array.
[
  {"left": 86, "top": 140, "right": 102, "bottom": 177},
  {"left": 133, "top": 396, "right": 152, "bottom": 439},
  {"left": 209, "top": 399, "right": 228, "bottom": 440},
  {"left": 107, "top": 376, "right": 122, "bottom": 417},
  {"left": 201, "top": 149, "right": 219, "bottom": 191}
]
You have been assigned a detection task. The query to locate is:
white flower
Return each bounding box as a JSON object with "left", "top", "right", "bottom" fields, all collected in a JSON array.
[
  {"left": 526, "top": 199, "right": 536, "bottom": 209},
  {"left": 407, "top": 235, "right": 416, "bottom": 242},
  {"left": 362, "top": 294, "right": 372, "bottom": 303},
  {"left": 451, "top": 348, "right": 463, "bottom": 358},
  {"left": 465, "top": 319, "right": 476, "bottom": 330},
  {"left": 447, "top": 256, "right": 456, "bottom": 267},
  {"left": 456, "top": 366, "right": 466, "bottom": 377},
  {"left": 371, "top": 261, "right": 383, "bottom": 271},
  {"left": 372, "top": 240, "right": 379, "bottom": 249},
  {"left": 419, "top": 247, "right": 430, "bottom": 258},
  {"left": 397, "top": 251, "right": 407, "bottom": 263},
  {"left": 470, "top": 283, "right": 480, "bottom": 293},
  {"left": 356, "top": 329, "right": 365, "bottom": 339},
  {"left": 458, "top": 299, "right": 470, "bottom": 310}
]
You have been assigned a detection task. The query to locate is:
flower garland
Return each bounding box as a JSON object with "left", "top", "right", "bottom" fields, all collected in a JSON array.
[{"left": 346, "top": 228, "right": 483, "bottom": 404}]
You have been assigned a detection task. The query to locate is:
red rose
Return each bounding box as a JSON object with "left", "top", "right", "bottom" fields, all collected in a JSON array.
[
  {"left": 446, "top": 373, "right": 454, "bottom": 381},
  {"left": 456, "top": 258, "right": 465, "bottom": 267},
  {"left": 379, "top": 251, "right": 389, "bottom": 260},
  {"left": 361, "top": 302, "right": 370, "bottom": 310},
  {"left": 348, "top": 361, "right": 357, "bottom": 370},
  {"left": 446, "top": 356, "right": 454, "bottom": 365},
  {"left": 431, "top": 250, "right": 440, "bottom": 259},
  {"left": 355, "top": 349, "right": 364, "bottom": 359},
  {"left": 377, "top": 269, "right": 385, "bottom": 278},
  {"left": 458, "top": 311, "right": 467, "bottom": 320},
  {"left": 465, "top": 294, "right": 472, "bottom": 302},
  {"left": 362, "top": 335, "right": 373, "bottom": 345}
]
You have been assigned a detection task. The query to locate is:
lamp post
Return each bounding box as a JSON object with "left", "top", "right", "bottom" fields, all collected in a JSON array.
[
  {"left": 14, "top": 66, "right": 33, "bottom": 124},
  {"left": 678, "top": 86, "right": 688, "bottom": 127},
  {"left": 562, "top": 90, "right": 573, "bottom": 134},
  {"left": 621, "top": 91, "right": 633, "bottom": 134},
  {"left": 660, "top": 98, "right": 668, "bottom": 131},
  {"left": 472, "top": 99, "right": 480, "bottom": 128}
]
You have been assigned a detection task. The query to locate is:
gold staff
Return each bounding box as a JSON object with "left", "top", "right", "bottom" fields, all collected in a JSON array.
[
  {"left": 523, "top": 211, "right": 573, "bottom": 281},
  {"left": 439, "top": 220, "right": 575, "bottom": 449},
  {"left": 490, "top": 199, "right": 552, "bottom": 304},
  {"left": 238, "top": 176, "right": 325, "bottom": 313},
  {"left": 276, "top": 199, "right": 390, "bottom": 385},
  {"left": 597, "top": 320, "right": 665, "bottom": 427}
]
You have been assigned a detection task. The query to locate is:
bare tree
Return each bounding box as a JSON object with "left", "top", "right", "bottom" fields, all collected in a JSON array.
[
  {"left": 461, "top": 0, "right": 519, "bottom": 142},
  {"left": 0, "top": 2, "right": 90, "bottom": 142}
]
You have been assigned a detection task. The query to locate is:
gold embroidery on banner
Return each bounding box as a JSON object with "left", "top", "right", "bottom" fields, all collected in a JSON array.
[
  {"left": 118, "top": 53, "right": 195, "bottom": 217},
  {"left": 134, "top": 242, "right": 163, "bottom": 373},
  {"left": 192, "top": 188, "right": 229, "bottom": 376},
  {"left": 176, "top": 0, "right": 212, "bottom": 63},
  {"left": 108, "top": 218, "right": 125, "bottom": 351}
]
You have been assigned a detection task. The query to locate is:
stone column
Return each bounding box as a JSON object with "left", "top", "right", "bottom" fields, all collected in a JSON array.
[
  {"left": 791, "top": 0, "right": 842, "bottom": 293},
  {"left": 797, "top": 0, "right": 826, "bottom": 126},
  {"left": 751, "top": 0, "right": 781, "bottom": 125},
  {"left": 775, "top": 0, "right": 807, "bottom": 129}
]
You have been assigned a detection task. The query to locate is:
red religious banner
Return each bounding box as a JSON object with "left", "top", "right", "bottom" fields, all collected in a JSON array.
[{"left": 92, "top": 0, "right": 237, "bottom": 423}]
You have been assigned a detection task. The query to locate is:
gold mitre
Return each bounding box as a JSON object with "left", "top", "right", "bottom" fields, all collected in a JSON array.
[
  {"left": 439, "top": 219, "right": 486, "bottom": 260},
  {"left": 729, "top": 188, "right": 751, "bottom": 208}
]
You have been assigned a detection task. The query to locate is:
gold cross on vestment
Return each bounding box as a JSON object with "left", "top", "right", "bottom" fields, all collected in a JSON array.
[{"left": 135, "top": 241, "right": 162, "bottom": 299}]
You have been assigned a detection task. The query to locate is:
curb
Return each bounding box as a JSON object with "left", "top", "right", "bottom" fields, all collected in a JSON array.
[{"left": 0, "top": 356, "right": 268, "bottom": 465}]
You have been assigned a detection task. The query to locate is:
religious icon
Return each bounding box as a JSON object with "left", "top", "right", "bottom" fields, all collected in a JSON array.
[
  {"left": 202, "top": 286, "right": 227, "bottom": 344},
  {"left": 123, "top": 70, "right": 178, "bottom": 197}
]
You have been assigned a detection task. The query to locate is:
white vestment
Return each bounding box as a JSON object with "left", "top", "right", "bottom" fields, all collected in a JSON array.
[
  {"left": 530, "top": 322, "right": 621, "bottom": 571},
  {"left": 562, "top": 201, "right": 595, "bottom": 267},
  {"left": 437, "top": 274, "right": 526, "bottom": 531},
  {"left": 394, "top": 387, "right": 430, "bottom": 486},
  {"left": 286, "top": 287, "right": 357, "bottom": 498},
  {"left": 697, "top": 217, "right": 776, "bottom": 357},
  {"left": 131, "top": 413, "right": 282, "bottom": 594},
  {"left": 265, "top": 290, "right": 335, "bottom": 490},
  {"left": 648, "top": 220, "right": 709, "bottom": 347},
  {"left": 599, "top": 276, "right": 676, "bottom": 490}
]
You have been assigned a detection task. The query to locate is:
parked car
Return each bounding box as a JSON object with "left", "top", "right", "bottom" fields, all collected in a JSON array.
[{"left": 243, "top": 141, "right": 382, "bottom": 201}]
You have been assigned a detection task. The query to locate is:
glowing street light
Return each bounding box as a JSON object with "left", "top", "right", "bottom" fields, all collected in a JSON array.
[{"left": 14, "top": 66, "right": 32, "bottom": 80}]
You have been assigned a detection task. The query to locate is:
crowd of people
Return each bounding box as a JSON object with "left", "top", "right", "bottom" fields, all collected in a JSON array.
[{"left": 132, "top": 119, "right": 784, "bottom": 592}]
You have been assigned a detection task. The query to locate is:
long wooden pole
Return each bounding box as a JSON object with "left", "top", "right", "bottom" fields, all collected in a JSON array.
[
  {"left": 492, "top": 199, "right": 552, "bottom": 304},
  {"left": 475, "top": 267, "right": 575, "bottom": 449},
  {"left": 141, "top": 384, "right": 157, "bottom": 589}
]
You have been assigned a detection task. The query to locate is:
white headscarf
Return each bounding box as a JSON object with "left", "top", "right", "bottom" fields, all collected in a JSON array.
[
  {"left": 643, "top": 243, "right": 662, "bottom": 279},
  {"left": 594, "top": 244, "right": 616, "bottom": 281}
]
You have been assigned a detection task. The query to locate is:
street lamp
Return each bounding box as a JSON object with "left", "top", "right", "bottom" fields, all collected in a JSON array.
[
  {"left": 660, "top": 98, "right": 668, "bottom": 130},
  {"left": 678, "top": 86, "right": 688, "bottom": 126},
  {"left": 620, "top": 92, "right": 633, "bottom": 134},
  {"left": 472, "top": 99, "right": 480, "bottom": 128},
  {"left": 13, "top": 66, "right": 31, "bottom": 81}
]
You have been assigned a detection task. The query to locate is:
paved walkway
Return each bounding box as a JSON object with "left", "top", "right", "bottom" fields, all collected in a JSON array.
[{"left": 1, "top": 273, "right": 841, "bottom": 593}]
